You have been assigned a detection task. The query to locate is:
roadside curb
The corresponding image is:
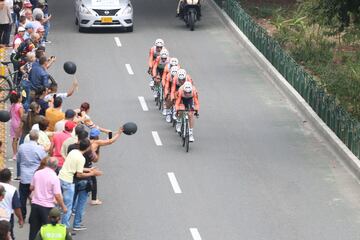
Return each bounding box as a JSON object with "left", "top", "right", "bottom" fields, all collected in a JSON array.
[{"left": 208, "top": 0, "right": 360, "bottom": 179}]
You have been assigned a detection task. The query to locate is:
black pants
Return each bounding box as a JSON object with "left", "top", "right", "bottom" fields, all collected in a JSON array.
[
  {"left": 19, "top": 183, "right": 31, "bottom": 220},
  {"left": 91, "top": 176, "right": 97, "bottom": 200},
  {"left": 0, "top": 24, "right": 11, "bottom": 45},
  {"left": 29, "top": 204, "right": 51, "bottom": 240},
  {"left": 10, "top": 214, "right": 15, "bottom": 240}
]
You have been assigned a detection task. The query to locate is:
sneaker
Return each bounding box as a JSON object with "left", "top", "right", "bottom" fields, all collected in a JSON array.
[
  {"left": 71, "top": 212, "right": 75, "bottom": 216},
  {"left": 73, "top": 226, "right": 87, "bottom": 231},
  {"left": 189, "top": 134, "right": 195, "bottom": 142},
  {"left": 166, "top": 115, "right": 171, "bottom": 123},
  {"left": 13, "top": 177, "right": 20, "bottom": 181},
  {"left": 162, "top": 108, "right": 167, "bottom": 116},
  {"left": 176, "top": 123, "right": 181, "bottom": 133},
  {"left": 44, "top": 40, "right": 52, "bottom": 43}
]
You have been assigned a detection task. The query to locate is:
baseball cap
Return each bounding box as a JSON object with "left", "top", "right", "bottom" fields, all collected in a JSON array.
[
  {"left": 65, "top": 121, "right": 77, "bottom": 132},
  {"left": 25, "top": 22, "right": 34, "bottom": 29},
  {"left": 65, "top": 109, "right": 76, "bottom": 119},
  {"left": 49, "top": 208, "right": 61, "bottom": 218},
  {"left": 18, "top": 27, "right": 26, "bottom": 32},
  {"left": 90, "top": 128, "right": 101, "bottom": 138}
]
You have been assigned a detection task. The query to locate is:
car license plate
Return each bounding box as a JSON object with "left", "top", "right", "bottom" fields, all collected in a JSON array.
[{"left": 101, "top": 17, "right": 112, "bottom": 23}]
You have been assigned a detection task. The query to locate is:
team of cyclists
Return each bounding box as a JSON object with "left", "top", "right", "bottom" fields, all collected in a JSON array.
[{"left": 148, "top": 38, "right": 200, "bottom": 142}]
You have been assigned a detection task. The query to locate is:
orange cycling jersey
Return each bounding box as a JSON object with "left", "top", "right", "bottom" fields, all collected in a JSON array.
[
  {"left": 170, "top": 75, "right": 193, "bottom": 101},
  {"left": 175, "top": 86, "right": 199, "bottom": 112},
  {"left": 162, "top": 63, "right": 180, "bottom": 86},
  {"left": 152, "top": 56, "right": 169, "bottom": 78},
  {"left": 148, "top": 46, "right": 166, "bottom": 69}
]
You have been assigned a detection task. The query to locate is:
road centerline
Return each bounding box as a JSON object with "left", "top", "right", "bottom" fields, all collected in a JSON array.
[
  {"left": 167, "top": 172, "right": 182, "bottom": 194},
  {"left": 189, "top": 228, "right": 202, "bottom": 240},
  {"left": 114, "top": 37, "right": 122, "bottom": 47},
  {"left": 125, "top": 64, "right": 134, "bottom": 75},
  {"left": 138, "top": 96, "right": 149, "bottom": 111},
  {"left": 151, "top": 131, "right": 162, "bottom": 146}
]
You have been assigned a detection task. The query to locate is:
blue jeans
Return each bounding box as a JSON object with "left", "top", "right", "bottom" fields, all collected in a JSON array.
[
  {"left": 60, "top": 180, "right": 75, "bottom": 228},
  {"left": 73, "top": 180, "right": 89, "bottom": 227},
  {"left": 43, "top": 21, "right": 50, "bottom": 41},
  {"left": 21, "top": 80, "right": 31, "bottom": 112}
]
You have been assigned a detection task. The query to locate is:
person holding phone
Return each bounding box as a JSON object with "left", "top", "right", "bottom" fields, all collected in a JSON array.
[{"left": 88, "top": 127, "right": 123, "bottom": 205}]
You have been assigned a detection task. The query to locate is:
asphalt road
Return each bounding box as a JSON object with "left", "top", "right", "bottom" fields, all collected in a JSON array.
[{"left": 8, "top": 0, "right": 360, "bottom": 239}]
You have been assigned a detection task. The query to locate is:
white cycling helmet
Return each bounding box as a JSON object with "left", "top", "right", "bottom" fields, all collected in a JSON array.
[
  {"left": 170, "top": 66, "right": 179, "bottom": 76},
  {"left": 177, "top": 69, "right": 187, "bottom": 80},
  {"left": 160, "top": 49, "right": 169, "bottom": 59},
  {"left": 155, "top": 39, "right": 164, "bottom": 47},
  {"left": 170, "top": 57, "right": 179, "bottom": 66},
  {"left": 183, "top": 81, "right": 193, "bottom": 93}
]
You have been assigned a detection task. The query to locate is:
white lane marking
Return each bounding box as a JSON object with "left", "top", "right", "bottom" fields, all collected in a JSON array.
[
  {"left": 152, "top": 131, "right": 162, "bottom": 146},
  {"left": 167, "top": 172, "right": 182, "bottom": 194},
  {"left": 138, "top": 96, "right": 149, "bottom": 111},
  {"left": 114, "top": 37, "right": 122, "bottom": 47},
  {"left": 125, "top": 64, "right": 134, "bottom": 75},
  {"left": 190, "top": 228, "right": 202, "bottom": 240}
]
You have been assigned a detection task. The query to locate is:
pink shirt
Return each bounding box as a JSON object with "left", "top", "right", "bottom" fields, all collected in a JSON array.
[
  {"left": 52, "top": 131, "right": 72, "bottom": 167},
  {"left": 31, "top": 167, "right": 61, "bottom": 208}
]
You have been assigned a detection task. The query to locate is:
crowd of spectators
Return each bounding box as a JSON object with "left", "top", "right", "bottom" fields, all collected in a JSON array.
[{"left": 0, "top": 1, "right": 124, "bottom": 239}]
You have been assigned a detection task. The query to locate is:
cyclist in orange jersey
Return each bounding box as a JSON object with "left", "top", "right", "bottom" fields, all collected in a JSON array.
[
  {"left": 170, "top": 69, "right": 193, "bottom": 102},
  {"left": 164, "top": 66, "right": 179, "bottom": 123},
  {"left": 148, "top": 38, "right": 165, "bottom": 74},
  {"left": 175, "top": 81, "right": 199, "bottom": 142},
  {"left": 162, "top": 57, "right": 180, "bottom": 87}
]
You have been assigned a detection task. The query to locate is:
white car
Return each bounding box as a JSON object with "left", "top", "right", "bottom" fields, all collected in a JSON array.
[{"left": 75, "top": 0, "right": 133, "bottom": 32}]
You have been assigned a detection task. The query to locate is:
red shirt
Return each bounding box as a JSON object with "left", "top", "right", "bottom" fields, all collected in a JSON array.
[{"left": 52, "top": 131, "right": 72, "bottom": 167}]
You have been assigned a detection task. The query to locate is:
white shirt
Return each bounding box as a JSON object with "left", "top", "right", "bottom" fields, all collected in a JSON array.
[
  {"left": 0, "top": 183, "right": 17, "bottom": 221},
  {"left": 54, "top": 119, "right": 66, "bottom": 132},
  {"left": 44, "top": 92, "right": 68, "bottom": 102},
  {"left": 5, "top": 0, "right": 13, "bottom": 13}
]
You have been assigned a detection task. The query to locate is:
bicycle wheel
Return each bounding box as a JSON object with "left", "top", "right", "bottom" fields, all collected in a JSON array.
[
  {"left": 182, "top": 117, "right": 186, "bottom": 147},
  {"left": 185, "top": 119, "right": 190, "bottom": 152},
  {"left": 158, "top": 85, "right": 163, "bottom": 111},
  {"left": 0, "top": 76, "right": 13, "bottom": 102}
]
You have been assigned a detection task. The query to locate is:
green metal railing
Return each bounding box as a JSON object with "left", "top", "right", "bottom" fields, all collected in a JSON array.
[{"left": 214, "top": 0, "right": 360, "bottom": 158}]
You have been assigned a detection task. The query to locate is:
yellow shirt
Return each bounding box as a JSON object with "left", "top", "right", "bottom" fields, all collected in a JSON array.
[
  {"left": 45, "top": 108, "right": 65, "bottom": 132},
  {"left": 59, "top": 149, "right": 85, "bottom": 183}
]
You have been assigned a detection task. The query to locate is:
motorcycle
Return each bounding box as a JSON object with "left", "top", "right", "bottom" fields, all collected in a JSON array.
[{"left": 179, "top": 0, "right": 201, "bottom": 31}]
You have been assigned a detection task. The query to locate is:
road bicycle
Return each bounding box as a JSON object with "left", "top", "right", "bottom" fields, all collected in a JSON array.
[
  {"left": 0, "top": 61, "right": 56, "bottom": 102},
  {"left": 154, "top": 77, "right": 164, "bottom": 111},
  {"left": 178, "top": 109, "right": 198, "bottom": 152}
]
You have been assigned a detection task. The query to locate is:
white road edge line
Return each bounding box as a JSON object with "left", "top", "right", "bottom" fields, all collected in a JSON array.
[
  {"left": 190, "top": 228, "right": 202, "bottom": 240},
  {"left": 114, "top": 37, "right": 122, "bottom": 47},
  {"left": 167, "top": 172, "right": 182, "bottom": 194},
  {"left": 138, "top": 96, "right": 149, "bottom": 111},
  {"left": 125, "top": 64, "right": 134, "bottom": 75},
  {"left": 152, "top": 131, "right": 163, "bottom": 146}
]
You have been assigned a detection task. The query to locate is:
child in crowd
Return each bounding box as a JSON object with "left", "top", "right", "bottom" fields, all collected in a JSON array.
[{"left": 9, "top": 91, "right": 24, "bottom": 160}]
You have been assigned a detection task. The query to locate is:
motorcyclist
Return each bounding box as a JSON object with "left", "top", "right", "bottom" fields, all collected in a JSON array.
[{"left": 177, "top": 0, "right": 202, "bottom": 18}]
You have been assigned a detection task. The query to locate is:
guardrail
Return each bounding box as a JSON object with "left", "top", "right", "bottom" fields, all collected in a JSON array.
[{"left": 214, "top": 0, "right": 360, "bottom": 159}]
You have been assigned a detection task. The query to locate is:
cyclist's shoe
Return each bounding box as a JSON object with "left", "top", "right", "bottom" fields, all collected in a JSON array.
[
  {"left": 173, "top": 111, "right": 177, "bottom": 120},
  {"left": 166, "top": 114, "right": 172, "bottom": 123},
  {"left": 176, "top": 122, "right": 181, "bottom": 133},
  {"left": 153, "top": 90, "right": 158, "bottom": 98},
  {"left": 149, "top": 80, "right": 154, "bottom": 87},
  {"left": 162, "top": 108, "right": 167, "bottom": 116},
  {"left": 189, "top": 129, "right": 194, "bottom": 142},
  {"left": 189, "top": 134, "right": 195, "bottom": 142}
]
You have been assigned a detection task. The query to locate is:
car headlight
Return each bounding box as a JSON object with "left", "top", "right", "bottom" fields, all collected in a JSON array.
[
  {"left": 122, "top": 4, "right": 132, "bottom": 15},
  {"left": 79, "top": 4, "right": 91, "bottom": 15}
]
